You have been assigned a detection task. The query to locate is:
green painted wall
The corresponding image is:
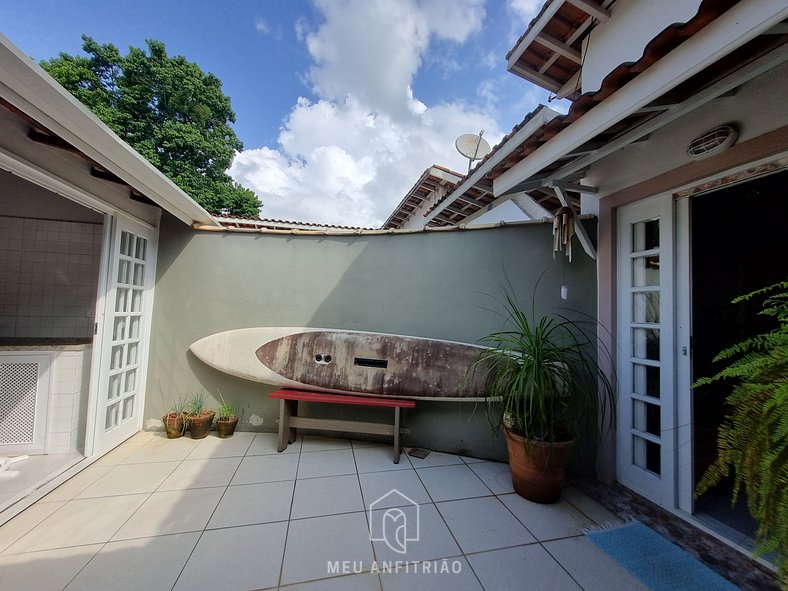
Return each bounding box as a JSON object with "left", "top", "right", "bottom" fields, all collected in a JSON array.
[{"left": 145, "top": 213, "right": 597, "bottom": 461}]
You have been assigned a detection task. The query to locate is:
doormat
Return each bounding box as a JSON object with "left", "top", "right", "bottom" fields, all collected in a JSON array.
[{"left": 585, "top": 521, "right": 740, "bottom": 591}]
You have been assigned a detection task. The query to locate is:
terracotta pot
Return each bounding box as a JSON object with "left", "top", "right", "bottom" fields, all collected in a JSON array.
[
  {"left": 162, "top": 413, "right": 185, "bottom": 439},
  {"left": 187, "top": 411, "right": 215, "bottom": 439},
  {"left": 504, "top": 427, "right": 574, "bottom": 504},
  {"left": 216, "top": 417, "right": 238, "bottom": 438}
]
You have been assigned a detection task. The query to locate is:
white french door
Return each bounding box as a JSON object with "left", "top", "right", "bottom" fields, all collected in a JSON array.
[
  {"left": 92, "top": 215, "right": 157, "bottom": 454},
  {"left": 616, "top": 194, "right": 676, "bottom": 507}
]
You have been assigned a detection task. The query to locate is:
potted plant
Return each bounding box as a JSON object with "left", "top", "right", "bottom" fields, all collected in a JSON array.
[
  {"left": 162, "top": 395, "right": 187, "bottom": 439},
  {"left": 475, "top": 288, "right": 614, "bottom": 504},
  {"left": 215, "top": 392, "right": 239, "bottom": 438},
  {"left": 186, "top": 391, "right": 215, "bottom": 439},
  {"left": 694, "top": 280, "right": 787, "bottom": 583}
]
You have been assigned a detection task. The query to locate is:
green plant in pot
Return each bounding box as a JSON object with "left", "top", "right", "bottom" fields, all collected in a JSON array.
[
  {"left": 476, "top": 288, "right": 614, "bottom": 504},
  {"left": 215, "top": 391, "right": 239, "bottom": 438},
  {"left": 162, "top": 395, "right": 188, "bottom": 439},
  {"left": 186, "top": 391, "right": 215, "bottom": 439}
]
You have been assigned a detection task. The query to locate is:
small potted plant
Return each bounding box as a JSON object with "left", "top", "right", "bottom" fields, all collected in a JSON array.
[
  {"left": 186, "top": 391, "right": 215, "bottom": 439},
  {"left": 475, "top": 287, "right": 614, "bottom": 503},
  {"left": 162, "top": 395, "right": 187, "bottom": 439},
  {"left": 215, "top": 392, "right": 239, "bottom": 438}
]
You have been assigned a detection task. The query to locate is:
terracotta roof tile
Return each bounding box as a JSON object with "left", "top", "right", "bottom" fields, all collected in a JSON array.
[
  {"left": 426, "top": 0, "right": 741, "bottom": 227},
  {"left": 213, "top": 215, "right": 373, "bottom": 231}
]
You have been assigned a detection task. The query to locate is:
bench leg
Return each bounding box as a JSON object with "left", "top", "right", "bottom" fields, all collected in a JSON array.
[
  {"left": 288, "top": 400, "right": 298, "bottom": 444},
  {"left": 278, "top": 399, "right": 297, "bottom": 452},
  {"left": 277, "top": 399, "right": 288, "bottom": 452},
  {"left": 393, "top": 407, "right": 402, "bottom": 464}
]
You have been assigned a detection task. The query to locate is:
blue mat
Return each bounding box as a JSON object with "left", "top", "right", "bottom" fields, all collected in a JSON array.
[{"left": 586, "top": 521, "right": 740, "bottom": 591}]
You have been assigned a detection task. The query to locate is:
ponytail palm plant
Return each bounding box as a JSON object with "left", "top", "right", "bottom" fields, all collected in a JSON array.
[{"left": 477, "top": 289, "right": 614, "bottom": 445}]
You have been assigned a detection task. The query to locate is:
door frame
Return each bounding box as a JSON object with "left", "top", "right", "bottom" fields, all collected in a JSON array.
[
  {"left": 615, "top": 155, "right": 788, "bottom": 514},
  {"left": 673, "top": 160, "right": 788, "bottom": 514},
  {"left": 675, "top": 196, "right": 693, "bottom": 513}
]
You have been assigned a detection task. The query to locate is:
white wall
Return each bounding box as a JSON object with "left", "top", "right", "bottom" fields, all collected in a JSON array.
[
  {"left": 582, "top": 0, "right": 704, "bottom": 94},
  {"left": 0, "top": 216, "right": 102, "bottom": 339},
  {"left": 47, "top": 346, "right": 92, "bottom": 453},
  {"left": 0, "top": 171, "right": 104, "bottom": 340}
]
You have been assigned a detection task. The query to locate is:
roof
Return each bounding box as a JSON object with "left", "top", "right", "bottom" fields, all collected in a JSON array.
[
  {"left": 0, "top": 34, "right": 218, "bottom": 227},
  {"left": 507, "top": 0, "right": 614, "bottom": 99},
  {"left": 426, "top": 0, "right": 786, "bottom": 227},
  {"left": 212, "top": 215, "right": 373, "bottom": 232},
  {"left": 194, "top": 213, "right": 597, "bottom": 236},
  {"left": 424, "top": 105, "right": 573, "bottom": 227},
  {"left": 381, "top": 165, "right": 463, "bottom": 230}
]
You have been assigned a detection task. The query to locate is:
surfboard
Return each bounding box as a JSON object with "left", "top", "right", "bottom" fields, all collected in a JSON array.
[{"left": 189, "top": 327, "right": 492, "bottom": 400}]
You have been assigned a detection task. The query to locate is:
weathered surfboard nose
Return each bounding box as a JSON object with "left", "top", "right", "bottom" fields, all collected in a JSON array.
[{"left": 191, "top": 327, "right": 312, "bottom": 385}]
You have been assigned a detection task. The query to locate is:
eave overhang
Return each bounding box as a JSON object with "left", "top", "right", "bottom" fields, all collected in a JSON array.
[
  {"left": 506, "top": 0, "right": 613, "bottom": 99},
  {"left": 496, "top": 0, "right": 788, "bottom": 198},
  {"left": 381, "top": 165, "right": 463, "bottom": 230},
  {"left": 420, "top": 0, "right": 787, "bottom": 252}
]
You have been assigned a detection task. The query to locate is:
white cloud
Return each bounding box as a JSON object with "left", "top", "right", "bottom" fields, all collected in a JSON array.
[
  {"left": 481, "top": 50, "right": 499, "bottom": 71},
  {"left": 301, "top": 0, "right": 480, "bottom": 119},
  {"left": 230, "top": 0, "right": 516, "bottom": 228},
  {"left": 255, "top": 17, "right": 271, "bottom": 35},
  {"left": 419, "top": 0, "right": 486, "bottom": 42},
  {"left": 231, "top": 95, "right": 501, "bottom": 226},
  {"left": 507, "top": 0, "right": 542, "bottom": 25}
]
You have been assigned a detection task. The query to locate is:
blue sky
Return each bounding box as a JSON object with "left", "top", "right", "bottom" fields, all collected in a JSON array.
[{"left": 2, "top": 0, "right": 560, "bottom": 226}]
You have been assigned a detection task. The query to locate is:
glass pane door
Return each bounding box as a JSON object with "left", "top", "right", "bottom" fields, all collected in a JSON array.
[
  {"left": 617, "top": 195, "right": 675, "bottom": 507},
  {"left": 94, "top": 218, "right": 156, "bottom": 453}
]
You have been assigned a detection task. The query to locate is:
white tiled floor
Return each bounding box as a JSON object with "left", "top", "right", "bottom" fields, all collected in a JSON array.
[{"left": 0, "top": 432, "right": 649, "bottom": 591}]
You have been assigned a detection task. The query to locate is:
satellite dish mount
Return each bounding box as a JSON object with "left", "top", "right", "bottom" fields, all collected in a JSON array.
[{"left": 455, "top": 130, "right": 491, "bottom": 174}]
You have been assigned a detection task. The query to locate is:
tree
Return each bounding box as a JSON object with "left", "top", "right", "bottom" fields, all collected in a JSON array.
[{"left": 42, "top": 36, "right": 261, "bottom": 217}]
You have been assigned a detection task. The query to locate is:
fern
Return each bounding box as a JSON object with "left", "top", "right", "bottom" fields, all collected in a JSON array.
[{"left": 695, "top": 279, "right": 788, "bottom": 587}]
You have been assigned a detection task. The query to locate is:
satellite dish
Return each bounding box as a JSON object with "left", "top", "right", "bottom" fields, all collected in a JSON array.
[{"left": 455, "top": 130, "right": 491, "bottom": 173}]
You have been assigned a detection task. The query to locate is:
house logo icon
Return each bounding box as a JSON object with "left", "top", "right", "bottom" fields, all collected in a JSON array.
[{"left": 368, "top": 489, "right": 420, "bottom": 554}]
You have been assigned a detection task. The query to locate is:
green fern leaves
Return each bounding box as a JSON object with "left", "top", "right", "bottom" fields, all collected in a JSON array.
[{"left": 695, "top": 280, "right": 788, "bottom": 587}]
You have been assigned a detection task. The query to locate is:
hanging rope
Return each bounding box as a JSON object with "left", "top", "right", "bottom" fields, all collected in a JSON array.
[{"left": 553, "top": 206, "right": 575, "bottom": 262}]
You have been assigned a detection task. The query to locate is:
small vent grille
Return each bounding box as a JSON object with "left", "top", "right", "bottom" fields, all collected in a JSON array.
[
  {"left": 354, "top": 357, "right": 389, "bottom": 369},
  {"left": 0, "top": 362, "right": 39, "bottom": 445},
  {"left": 687, "top": 125, "right": 737, "bottom": 160}
]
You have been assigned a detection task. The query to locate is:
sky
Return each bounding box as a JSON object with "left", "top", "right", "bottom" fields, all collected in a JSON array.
[{"left": 1, "top": 0, "right": 565, "bottom": 227}]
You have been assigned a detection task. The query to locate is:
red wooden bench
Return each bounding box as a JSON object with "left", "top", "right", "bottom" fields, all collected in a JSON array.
[{"left": 268, "top": 389, "right": 416, "bottom": 463}]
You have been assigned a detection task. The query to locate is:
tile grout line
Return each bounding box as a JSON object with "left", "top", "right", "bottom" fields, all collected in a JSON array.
[
  {"left": 275, "top": 434, "right": 303, "bottom": 589},
  {"left": 61, "top": 437, "right": 176, "bottom": 590},
  {"left": 169, "top": 432, "right": 296, "bottom": 590},
  {"left": 408, "top": 455, "right": 490, "bottom": 591},
  {"left": 150, "top": 440, "right": 206, "bottom": 591},
  {"left": 350, "top": 439, "right": 384, "bottom": 591},
  {"left": 7, "top": 434, "right": 608, "bottom": 591},
  {"left": 540, "top": 537, "right": 590, "bottom": 591},
  {"left": 493, "top": 487, "right": 600, "bottom": 591},
  {"left": 167, "top": 434, "right": 254, "bottom": 591}
]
